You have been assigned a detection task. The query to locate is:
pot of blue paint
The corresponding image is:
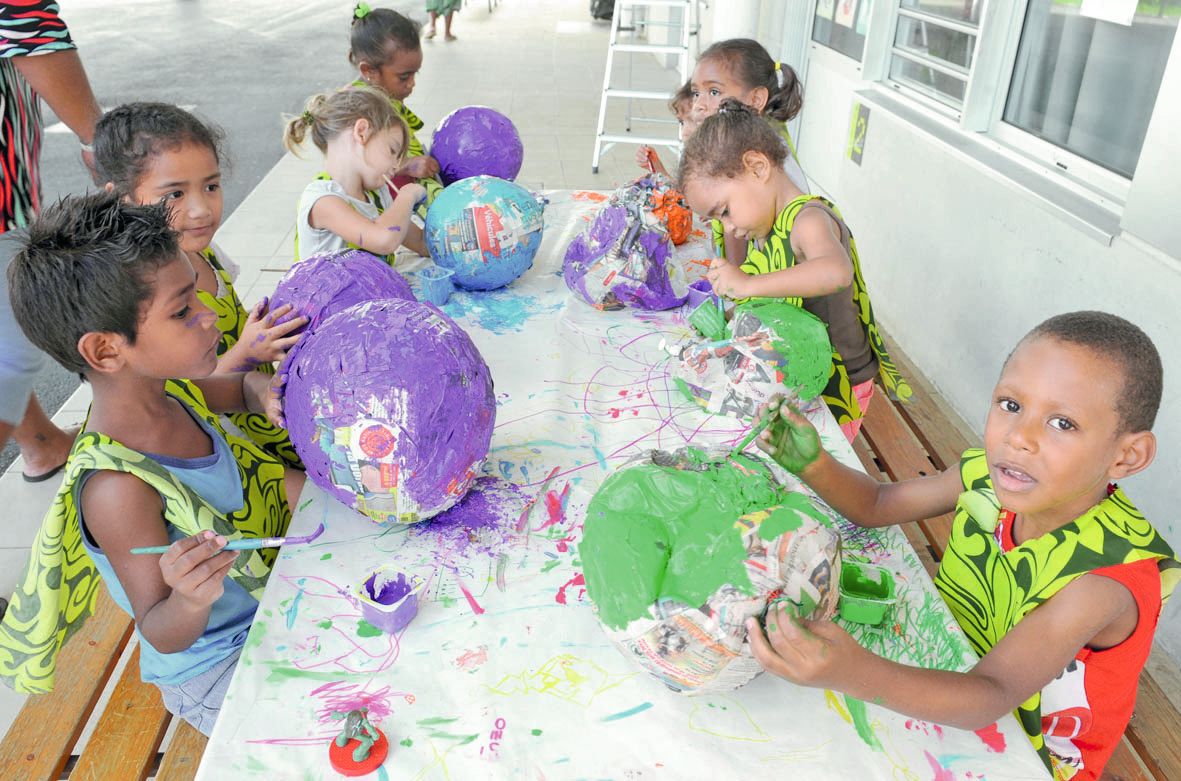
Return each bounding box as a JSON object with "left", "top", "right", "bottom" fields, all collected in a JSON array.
[{"left": 419, "top": 265, "right": 455, "bottom": 307}]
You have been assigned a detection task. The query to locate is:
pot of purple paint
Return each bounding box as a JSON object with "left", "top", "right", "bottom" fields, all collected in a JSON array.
[
  {"left": 357, "top": 568, "right": 424, "bottom": 633},
  {"left": 685, "top": 278, "right": 715, "bottom": 311}
]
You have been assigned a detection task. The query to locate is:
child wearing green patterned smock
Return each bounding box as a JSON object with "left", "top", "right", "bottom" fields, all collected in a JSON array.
[
  {"left": 350, "top": 1, "right": 441, "bottom": 257},
  {"left": 748, "top": 311, "right": 1178, "bottom": 781},
  {"left": 678, "top": 99, "right": 908, "bottom": 440},
  {"left": 0, "top": 194, "right": 302, "bottom": 737},
  {"left": 94, "top": 103, "right": 307, "bottom": 469},
  {"left": 689, "top": 39, "right": 811, "bottom": 268}
]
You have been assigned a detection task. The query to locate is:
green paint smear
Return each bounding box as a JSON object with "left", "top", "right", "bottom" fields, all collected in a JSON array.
[
  {"left": 531, "top": 728, "right": 543, "bottom": 736},
  {"left": 265, "top": 665, "right": 354, "bottom": 683},
  {"left": 417, "top": 716, "right": 459, "bottom": 726},
  {"left": 759, "top": 494, "right": 831, "bottom": 540},
  {"left": 400, "top": 738, "right": 413, "bottom": 747},
  {"left": 317, "top": 619, "right": 333, "bottom": 630},
  {"left": 540, "top": 558, "right": 562, "bottom": 573},
  {"left": 733, "top": 301, "right": 832, "bottom": 400},
  {"left": 357, "top": 620, "right": 382, "bottom": 638},
  {"left": 844, "top": 695, "right": 882, "bottom": 751},
  {"left": 580, "top": 451, "right": 787, "bottom": 630},
  {"left": 320, "top": 553, "right": 332, "bottom": 560}
]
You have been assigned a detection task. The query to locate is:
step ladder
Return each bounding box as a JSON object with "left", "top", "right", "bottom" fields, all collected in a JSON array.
[{"left": 591, "top": 0, "right": 701, "bottom": 174}]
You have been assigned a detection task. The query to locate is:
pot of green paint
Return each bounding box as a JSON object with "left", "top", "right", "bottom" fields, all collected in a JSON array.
[
  {"left": 837, "top": 561, "right": 895, "bottom": 626},
  {"left": 687, "top": 296, "right": 727, "bottom": 342}
]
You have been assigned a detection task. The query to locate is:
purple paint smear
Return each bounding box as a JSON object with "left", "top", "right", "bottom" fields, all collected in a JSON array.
[
  {"left": 284, "top": 298, "right": 495, "bottom": 522},
  {"left": 430, "top": 106, "right": 524, "bottom": 186},
  {"left": 563, "top": 205, "right": 686, "bottom": 311},
  {"left": 411, "top": 476, "right": 528, "bottom": 556},
  {"left": 272, "top": 249, "right": 415, "bottom": 340}
]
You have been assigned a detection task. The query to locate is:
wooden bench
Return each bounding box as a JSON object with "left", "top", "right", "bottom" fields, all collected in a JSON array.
[
  {"left": 856, "top": 334, "right": 1181, "bottom": 781},
  {"left": 0, "top": 587, "right": 208, "bottom": 780}
]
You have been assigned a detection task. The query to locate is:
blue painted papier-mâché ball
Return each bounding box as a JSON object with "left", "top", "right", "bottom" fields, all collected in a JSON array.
[{"left": 424, "top": 175, "right": 545, "bottom": 291}]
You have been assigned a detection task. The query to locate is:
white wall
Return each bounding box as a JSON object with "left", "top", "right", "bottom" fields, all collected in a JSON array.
[{"left": 798, "top": 53, "right": 1181, "bottom": 661}]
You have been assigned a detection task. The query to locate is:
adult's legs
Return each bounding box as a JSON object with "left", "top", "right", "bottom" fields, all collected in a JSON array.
[
  {"left": 444, "top": 10, "right": 456, "bottom": 40},
  {"left": 426, "top": 10, "right": 439, "bottom": 38},
  {"left": 0, "top": 234, "right": 74, "bottom": 480}
]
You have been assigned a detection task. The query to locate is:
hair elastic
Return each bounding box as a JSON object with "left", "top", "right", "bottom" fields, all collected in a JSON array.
[
  {"left": 774, "top": 61, "right": 785, "bottom": 89},
  {"left": 354, "top": 2, "right": 372, "bottom": 20},
  {"left": 302, "top": 110, "right": 314, "bottom": 123}
]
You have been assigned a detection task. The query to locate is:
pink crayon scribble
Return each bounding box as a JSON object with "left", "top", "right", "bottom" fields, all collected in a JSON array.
[
  {"left": 555, "top": 573, "right": 585, "bottom": 605},
  {"left": 974, "top": 722, "right": 1006, "bottom": 753},
  {"left": 454, "top": 645, "right": 489, "bottom": 672},
  {"left": 311, "top": 680, "right": 396, "bottom": 725}
]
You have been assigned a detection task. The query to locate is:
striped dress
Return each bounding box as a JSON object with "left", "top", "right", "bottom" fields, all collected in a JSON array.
[{"left": 1, "top": 1, "right": 75, "bottom": 232}]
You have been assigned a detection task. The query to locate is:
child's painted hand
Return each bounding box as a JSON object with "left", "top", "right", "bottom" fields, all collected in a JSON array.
[
  {"left": 159, "top": 530, "right": 237, "bottom": 610},
  {"left": 756, "top": 399, "right": 822, "bottom": 475},
  {"left": 746, "top": 605, "right": 864, "bottom": 690},
  {"left": 243, "top": 369, "right": 287, "bottom": 429},
  {"left": 238, "top": 299, "right": 308, "bottom": 366},
  {"left": 400, "top": 155, "right": 440, "bottom": 179},
  {"left": 395, "top": 182, "right": 428, "bottom": 207},
  {"left": 706, "top": 257, "right": 754, "bottom": 299}
]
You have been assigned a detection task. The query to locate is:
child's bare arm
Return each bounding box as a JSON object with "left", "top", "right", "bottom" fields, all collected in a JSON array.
[
  {"left": 82, "top": 472, "right": 237, "bottom": 653},
  {"left": 308, "top": 184, "right": 425, "bottom": 256},
  {"left": 190, "top": 372, "right": 277, "bottom": 424},
  {"left": 756, "top": 401, "right": 960, "bottom": 527},
  {"left": 712, "top": 208, "right": 853, "bottom": 300},
  {"left": 748, "top": 571, "right": 1136, "bottom": 730}
]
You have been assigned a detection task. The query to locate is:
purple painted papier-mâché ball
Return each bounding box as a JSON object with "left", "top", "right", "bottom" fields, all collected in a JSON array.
[
  {"left": 270, "top": 249, "right": 415, "bottom": 336},
  {"left": 283, "top": 298, "right": 496, "bottom": 524},
  {"left": 563, "top": 204, "right": 687, "bottom": 311},
  {"left": 430, "top": 105, "right": 524, "bottom": 186}
]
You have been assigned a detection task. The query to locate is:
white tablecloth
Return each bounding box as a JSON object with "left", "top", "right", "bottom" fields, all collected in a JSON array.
[{"left": 198, "top": 191, "right": 1047, "bottom": 780}]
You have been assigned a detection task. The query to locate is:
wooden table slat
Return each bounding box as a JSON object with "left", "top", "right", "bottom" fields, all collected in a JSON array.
[{"left": 1125, "top": 671, "right": 1181, "bottom": 780}]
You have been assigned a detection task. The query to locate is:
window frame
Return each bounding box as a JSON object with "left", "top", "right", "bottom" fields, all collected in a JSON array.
[{"left": 867, "top": 0, "right": 1170, "bottom": 205}]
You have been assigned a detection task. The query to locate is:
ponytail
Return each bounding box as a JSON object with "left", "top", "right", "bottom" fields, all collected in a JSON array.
[
  {"left": 283, "top": 86, "right": 406, "bottom": 157},
  {"left": 698, "top": 39, "right": 804, "bottom": 122}
]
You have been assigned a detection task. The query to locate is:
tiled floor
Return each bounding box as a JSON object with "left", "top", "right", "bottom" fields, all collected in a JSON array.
[{"left": 0, "top": 0, "right": 688, "bottom": 754}]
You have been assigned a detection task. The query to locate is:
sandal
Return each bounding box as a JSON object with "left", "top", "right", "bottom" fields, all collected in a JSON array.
[
  {"left": 22, "top": 461, "right": 66, "bottom": 483},
  {"left": 425, "top": 28, "right": 437, "bottom": 39}
]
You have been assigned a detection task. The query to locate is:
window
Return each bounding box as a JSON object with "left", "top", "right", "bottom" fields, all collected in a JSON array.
[
  {"left": 886, "top": 0, "right": 986, "bottom": 110},
  {"left": 1003, "top": 1, "right": 1180, "bottom": 179},
  {"left": 813, "top": 0, "right": 875, "bottom": 62}
]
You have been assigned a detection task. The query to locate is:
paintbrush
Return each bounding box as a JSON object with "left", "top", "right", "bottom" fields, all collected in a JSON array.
[
  {"left": 729, "top": 413, "right": 775, "bottom": 459},
  {"left": 130, "top": 522, "right": 326, "bottom": 555}
]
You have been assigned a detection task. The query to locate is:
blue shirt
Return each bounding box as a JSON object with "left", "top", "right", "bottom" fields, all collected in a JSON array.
[{"left": 77, "top": 399, "right": 257, "bottom": 685}]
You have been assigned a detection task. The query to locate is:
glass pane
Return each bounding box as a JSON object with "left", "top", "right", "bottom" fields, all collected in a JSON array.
[
  {"left": 893, "top": 15, "right": 977, "bottom": 69},
  {"left": 813, "top": 0, "right": 874, "bottom": 62},
  {"left": 1003, "top": 1, "right": 1179, "bottom": 178},
  {"left": 888, "top": 55, "right": 967, "bottom": 107},
  {"left": 899, "top": 0, "right": 985, "bottom": 25}
]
